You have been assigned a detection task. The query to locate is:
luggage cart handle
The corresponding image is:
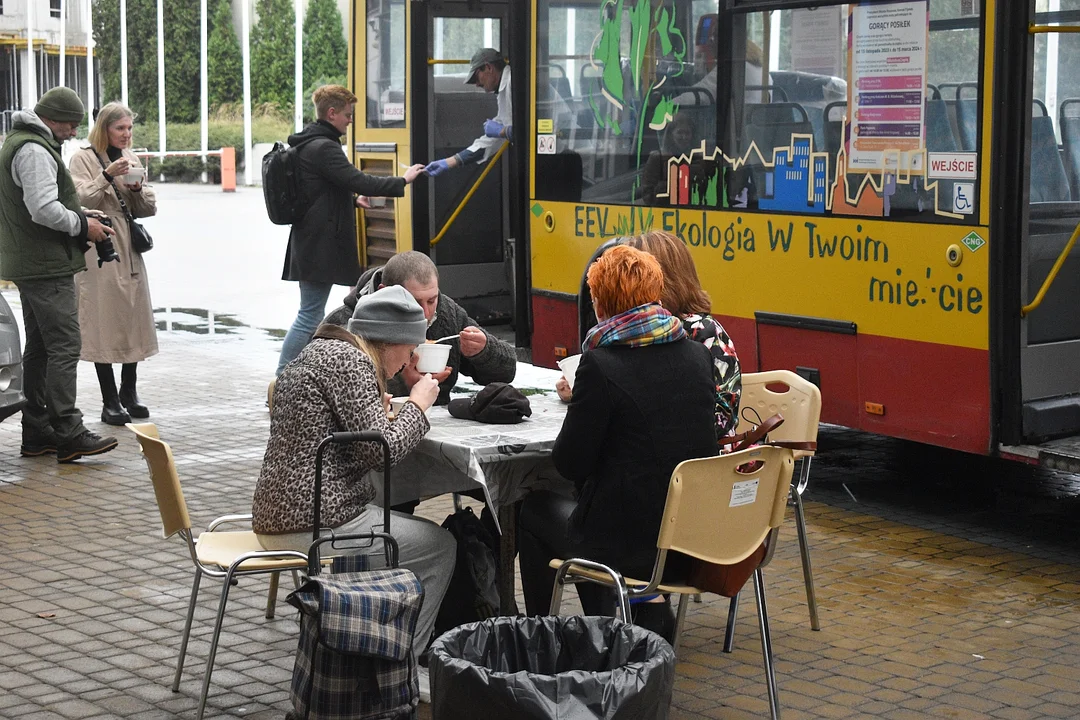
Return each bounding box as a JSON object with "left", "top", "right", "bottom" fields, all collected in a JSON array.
[
  {"left": 307, "top": 531, "right": 399, "bottom": 576},
  {"left": 312, "top": 431, "right": 393, "bottom": 546}
]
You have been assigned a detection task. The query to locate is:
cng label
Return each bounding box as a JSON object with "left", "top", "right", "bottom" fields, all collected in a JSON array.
[{"left": 961, "top": 231, "right": 985, "bottom": 253}]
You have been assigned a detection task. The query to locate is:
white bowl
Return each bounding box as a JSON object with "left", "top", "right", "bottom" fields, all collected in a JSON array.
[
  {"left": 389, "top": 396, "right": 428, "bottom": 418},
  {"left": 557, "top": 354, "right": 582, "bottom": 390},
  {"left": 414, "top": 342, "right": 451, "bottom": 373},
  {"left": 122, "top": 166, "right": 146, "bottom": 184}
]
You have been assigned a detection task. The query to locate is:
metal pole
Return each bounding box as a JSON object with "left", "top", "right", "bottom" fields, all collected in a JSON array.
[
  {"left": 200, "top": 0, "right": 209, "bottom": 182},
  {"left": 157, "top": 0, "right": 165, "bottom": 170},
  {"left": 242, "top": 0, "right": 253, "bottom": 185},
  {"left": 85, "top": 0, "right": 94, "bottom": 113},
  {"left": 120, "top": 0, "right": 129, "bottom": 107},
  {"left": 295, "top": 0, "right": 303, "bottom": 133},
  {"left": 59, "top": 0, "right": 66, "bottom": 86},
  {"left": 26, "top": 0, "right": 36, "bottom": 107}
]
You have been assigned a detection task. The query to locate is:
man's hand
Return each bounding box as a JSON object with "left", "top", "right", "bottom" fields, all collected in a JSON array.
[
  {"left": 556, "top": 377, "right": 572, "bottom": 403},
  {"left": 483, "top": 119, "right": 506, "bottom": 139},
  {"left": 424, "top": 158, "right": 456, "bottom": 177},
  {"left": 103, "top": 157, "right": 130, "bottom": 178},
  {"left": 401, "top": 352, "right": 452, "bottom": 389},
  {"left": 403, "top": 163, "right": 426, "bottom": 184},
  {"left": 356, "top": 195, "right": 372, "bottom": 209},
  {"left": 458, "top": 326, "right": 488, "bottom": 358},
  {"left": 86, "top": 217, "right": 116, "bottom": 243}
]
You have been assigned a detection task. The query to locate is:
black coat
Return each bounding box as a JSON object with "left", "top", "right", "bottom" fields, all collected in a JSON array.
[
  {"left": 281, "top": 121, "right": 406, "bottom": 285},
  {"left": 552, "top": 339, "right": 719, "bottom": 557}
]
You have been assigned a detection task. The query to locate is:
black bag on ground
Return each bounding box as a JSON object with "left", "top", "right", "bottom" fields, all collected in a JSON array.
[
  {"left": 262, "top": 141, "right": 310, "bottom": 225},
  {"left": 433, "top": 506, "right": 500, "bottom": 637}
]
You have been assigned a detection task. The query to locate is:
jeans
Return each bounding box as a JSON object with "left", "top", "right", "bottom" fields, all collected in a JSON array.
[
  {"left": 258, "top": 505, "right": 457, "bottom": 657},
  {"left": 15, "top": 276, "right": 85, "bottom": 442},
  {"left": 276, "top": 281, "right": 334, "bottom": 375}
]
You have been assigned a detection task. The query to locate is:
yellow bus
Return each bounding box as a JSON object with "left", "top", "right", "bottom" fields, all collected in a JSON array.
[{"left": 348, "top": 0, "right": 1080, "bottom": 468}]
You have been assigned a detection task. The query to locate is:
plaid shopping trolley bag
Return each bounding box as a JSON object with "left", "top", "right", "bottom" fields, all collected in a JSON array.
[{"left": 286, "top": 431, "right": 425, "bottom": 720}]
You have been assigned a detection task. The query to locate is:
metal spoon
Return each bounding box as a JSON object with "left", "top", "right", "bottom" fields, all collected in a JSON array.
[{"left": 432, "top": 333, "right": 460, "bottom": 344}]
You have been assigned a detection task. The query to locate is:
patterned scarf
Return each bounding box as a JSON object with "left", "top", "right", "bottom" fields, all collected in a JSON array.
[{"left": 583, "top": 302, "right": 686, "bottom": 351}]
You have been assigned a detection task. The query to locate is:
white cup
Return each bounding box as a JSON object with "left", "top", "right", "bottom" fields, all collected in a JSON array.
[
  {"left": 368, "top": 196, "right": 387, "bottom": 208},
  {"left": 389, "top": 396, "right": 427, "bottom": 418},
  {"left": 122, "top": 166, "right": 146, "bottom": 184},
  {"left": 557, "top": 354, "right": 582, "bottom": 390},
  {"left": 414, "top": 342, "right": 451, "bottom": 373}
]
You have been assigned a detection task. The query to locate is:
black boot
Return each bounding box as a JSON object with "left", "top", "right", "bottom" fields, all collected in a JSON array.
[
  {"left": 120, "top": 362, "right": 149, "bottom": 419},
  {"left": 632, "top": 597, "right": 676, "bottom": 644},
  {"left": 97, "top": 363, "right": 131, "bottom": 426}
]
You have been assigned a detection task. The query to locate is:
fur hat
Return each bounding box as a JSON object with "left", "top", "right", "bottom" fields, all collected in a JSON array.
[
  {"left": 348, "top": 286, "right": 428, "bottom": 345},
  {"left": 35, "top": 87, "right": 85, "bottom": 124}
]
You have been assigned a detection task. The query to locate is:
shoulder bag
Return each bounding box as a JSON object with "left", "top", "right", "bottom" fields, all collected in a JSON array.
[{"left": 96, "top": 153, "right": 154, "bottom": 254}]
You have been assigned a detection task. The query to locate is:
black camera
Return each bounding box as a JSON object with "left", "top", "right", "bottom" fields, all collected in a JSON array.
[{"left": 93, "top": 216, "right": 120, "bottom": 268}]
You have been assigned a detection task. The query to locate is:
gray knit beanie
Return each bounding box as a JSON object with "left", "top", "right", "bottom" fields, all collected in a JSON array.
[
  {"left": 348, "top": 285, "right": 428, "bottom": 345},
  {"left": 35, "top": 87, "right": 85, "bottom": 123}
]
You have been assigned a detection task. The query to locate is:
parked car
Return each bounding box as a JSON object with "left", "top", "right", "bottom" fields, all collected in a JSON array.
[{"left": 0, "top": 291, "right": 26, "bottom": 422}]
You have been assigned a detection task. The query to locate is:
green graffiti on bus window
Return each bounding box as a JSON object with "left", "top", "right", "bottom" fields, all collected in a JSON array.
[{"left": 587, "top": 0, "right": 686, "bottom": 196}]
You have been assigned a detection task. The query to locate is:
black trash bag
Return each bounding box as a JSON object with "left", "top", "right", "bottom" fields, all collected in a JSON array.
[
  {"left": 432, "top": 507, "right": 500, "bottom": 637},
  {"left": 429, "top": 615, "right": 675, "bottom": 720}
]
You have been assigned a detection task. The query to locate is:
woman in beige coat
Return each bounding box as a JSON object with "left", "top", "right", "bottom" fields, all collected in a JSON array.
[{"left": 69, "top": 102, "right": 158, "bottom": 425}]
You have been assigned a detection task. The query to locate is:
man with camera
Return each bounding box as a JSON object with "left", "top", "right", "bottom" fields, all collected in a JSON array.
[{"left": 0, "top": 87, "right": 120, "bottom": 463}]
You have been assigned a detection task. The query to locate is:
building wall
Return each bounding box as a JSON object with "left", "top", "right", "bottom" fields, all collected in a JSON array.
[{"left": 0, "top": 0, "right": 93, "bottom": 115}]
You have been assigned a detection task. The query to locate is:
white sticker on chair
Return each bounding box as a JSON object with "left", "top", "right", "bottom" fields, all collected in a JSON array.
[{"left": 730, "top": 479, "right": 760, "bottom": 507}]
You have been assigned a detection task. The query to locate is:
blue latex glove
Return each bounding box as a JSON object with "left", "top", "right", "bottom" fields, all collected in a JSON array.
[
  {"left": 425, "top": 159, "right": 451, "bottom": 177},
  {"left": 483, "top": 119, "right": 506, "bottom": 138}
]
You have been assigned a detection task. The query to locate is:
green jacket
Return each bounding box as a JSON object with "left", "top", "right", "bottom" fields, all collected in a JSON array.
[{"left": 0, "top": 124, "right": 87, "bottom": 281}]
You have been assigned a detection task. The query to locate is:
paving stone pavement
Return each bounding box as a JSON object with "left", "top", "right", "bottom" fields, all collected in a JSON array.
[{"left": 2, "top": 323, "right": 1080, "bottom": 719}]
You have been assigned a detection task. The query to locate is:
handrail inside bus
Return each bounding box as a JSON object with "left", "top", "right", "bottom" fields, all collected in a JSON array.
[
  {"left": 429, "top": 141, "right": 508, "bottom": 247},
  {"left": 1021, "top": 220, "right": 1080, "bottom": 317},
  {"left": 1030, "top": 25, "right": 1080, "bottom": 34}
]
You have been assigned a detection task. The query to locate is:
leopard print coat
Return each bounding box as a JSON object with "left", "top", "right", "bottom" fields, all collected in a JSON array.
[{"left": 252, "top": 325, "right": 430, "bottom": 535}]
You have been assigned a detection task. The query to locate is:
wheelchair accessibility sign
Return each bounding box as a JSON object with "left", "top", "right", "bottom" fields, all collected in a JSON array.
[{"left": 953, "top": 182, "right": 974, "bottom": 215}]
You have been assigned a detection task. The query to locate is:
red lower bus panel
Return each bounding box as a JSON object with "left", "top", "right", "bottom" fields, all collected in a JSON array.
[{"left": 531, "top": 294, "right": 579, "bottom": 369}]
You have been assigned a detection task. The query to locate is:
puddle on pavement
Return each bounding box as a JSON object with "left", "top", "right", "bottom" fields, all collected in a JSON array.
[{"left": 154, "top": 307, "right": 285, "bottom": 339}]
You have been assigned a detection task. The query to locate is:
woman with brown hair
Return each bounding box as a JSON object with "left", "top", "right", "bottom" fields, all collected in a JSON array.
[
  {"left": 624, "top": 230, "right": 742, "bottom": 442},
  {"left": 70, "top": 102, "right": 158, "bottom": 425},
  {"left": 520, "top": 245, "right": 718, "bottom": 639}
]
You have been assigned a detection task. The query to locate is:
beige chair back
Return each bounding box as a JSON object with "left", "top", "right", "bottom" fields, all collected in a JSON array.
[
  {"left": 127, "top": 423, "right": 192, "bottom": 539},
  {"left": 657, "top": 446, "right": 795, "bottom": 566},
  {"left": 737, "top": 370, "right": 822, "bottom": 451}
]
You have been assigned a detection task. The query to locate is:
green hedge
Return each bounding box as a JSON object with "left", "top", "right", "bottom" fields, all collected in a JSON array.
[{"left": 130, "top": 115, "right": 294, "bottom": 183}]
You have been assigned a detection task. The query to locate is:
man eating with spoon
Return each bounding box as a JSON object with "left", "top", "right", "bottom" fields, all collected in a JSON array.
[{"left": 324, "top": 251, "right": 517, "bottom": 406}]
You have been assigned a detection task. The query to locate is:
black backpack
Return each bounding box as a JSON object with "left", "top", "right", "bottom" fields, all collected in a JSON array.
[
  {"left": 262, "top": 140, "right": 312, "bottom": 225},
  {"left": 433, "top": 506, "right": 501, "bottom": 637}
]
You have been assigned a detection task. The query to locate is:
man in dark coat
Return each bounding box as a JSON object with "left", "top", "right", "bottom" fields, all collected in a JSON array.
[
  {"left": 324, "top": 251, "right": 517, "bottom": 406},
  {"left": 276, "top": 84, "right": 425, "bottom": 375}
]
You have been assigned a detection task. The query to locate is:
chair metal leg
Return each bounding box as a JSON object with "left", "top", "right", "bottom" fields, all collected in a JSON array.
[
  {"left": 173, "top": 568, "right": 202, "bottom": 692},
  {"left": 292, "top": 569, "right": 302, "bottom": 589},
  {"left": 753, "top": 569, "right": 781, "bottom": 720},
  {"left": 197, "top": 570, "right": 236, "bottom": 720},
  {"left": 793, "top": 460, "right": 821, "bottom": 631},
  {"left": 723, "top": 592, "right": 739, "bottom": 653},
  {"left": 265, "top": 571, "right": 280, "bottom": 619},
  {"left": 672, "top": 593, "right": 690, "bottom": 657}
]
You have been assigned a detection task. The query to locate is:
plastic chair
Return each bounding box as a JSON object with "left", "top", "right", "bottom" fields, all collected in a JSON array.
[
  {"left": 725, "top": 370, "right": 822, "bottom": 649},
  {"left": 550, "top": 446, "right": 796, "bottom": 720},
  {"left": 127, "top": 423, "right": 310, "bottom": 720}
]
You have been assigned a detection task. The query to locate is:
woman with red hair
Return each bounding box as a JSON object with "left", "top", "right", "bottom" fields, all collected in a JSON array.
[{"left": 518, "top": 245, "right": 718, "bottom": 638}]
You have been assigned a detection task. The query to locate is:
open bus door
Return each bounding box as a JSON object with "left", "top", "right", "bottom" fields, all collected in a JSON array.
[
  {"left": 996, "top": 3, "right": 1080, "bottom": 470},
  {"left": 353, "top": 0, "right": 529, "bottom": 334}
]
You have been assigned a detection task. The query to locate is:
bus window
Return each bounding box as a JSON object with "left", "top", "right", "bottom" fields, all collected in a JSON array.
[
  {"left": 534, "top": 1, "right": 716, "bottom": 206},
  {"left": 366, "top": 0, "right": 407, "bottom": 129}
]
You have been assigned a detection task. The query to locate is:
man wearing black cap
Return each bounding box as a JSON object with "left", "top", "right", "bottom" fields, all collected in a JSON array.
[
  {"left": 0, "top": 87, "right": 120, "bottom": 463},
  {"left": 424, "top": 48, "right": 513, "bottom": 177}
]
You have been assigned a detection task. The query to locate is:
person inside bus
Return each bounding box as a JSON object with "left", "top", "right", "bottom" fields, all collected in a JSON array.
[
  {"left": 639, "top": 112, "right": 701, "bottom": 205},
  {"left": 520, "top": 245, "right": 718, "bottom": 640},
  {"left": 323, "top": 251, "right": 517, "bottom": 406},
  {"left": 424, "top": 48, "right": 512, "bottom": 177}
]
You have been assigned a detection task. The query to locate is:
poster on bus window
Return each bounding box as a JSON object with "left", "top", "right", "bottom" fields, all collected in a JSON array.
[{"left": 848, "top": 1, "right": 929, "bottom": 171}]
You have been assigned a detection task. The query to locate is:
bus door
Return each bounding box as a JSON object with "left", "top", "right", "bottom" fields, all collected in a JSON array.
[
  {"left": 412, "top": 1, "right": 514, "bottom": 324},
  {"left": 1008, "top": 5, "right": 1080, "bottom": 465}
]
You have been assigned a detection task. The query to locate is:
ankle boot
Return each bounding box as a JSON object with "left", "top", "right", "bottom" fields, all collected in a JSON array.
[
  {"left": 101, "top": 396, "right": 131, "bottom": 426},
  {"left": 119, "top": 386, "right": 149, "bottom": 419}
]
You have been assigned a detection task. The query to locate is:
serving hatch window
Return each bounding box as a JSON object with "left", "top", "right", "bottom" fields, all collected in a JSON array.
[{"left": 532, "top": 0, "right": 985, "bottom": 225}]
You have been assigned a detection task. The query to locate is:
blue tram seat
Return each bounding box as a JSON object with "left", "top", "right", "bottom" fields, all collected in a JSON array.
[
  {"left": 926, "top": 97, "right": 958, "bottom": 152},
  {"left": 824, "top": 101, "right": 846, "bottom": 158},
  {"left": 955, "top": 82, "right": 979, "bottom": 152},
  {"left": 1059, "top": 99, "right": 1080, "bottom": 201},
  {"left": 1030, "top": 110, "right": 1071, "bottom": 203}
]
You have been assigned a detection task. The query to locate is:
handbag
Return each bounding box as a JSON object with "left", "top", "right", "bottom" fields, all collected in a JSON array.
[{"left": 95, "top": 152, "right": 154, "bottom": 254}]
